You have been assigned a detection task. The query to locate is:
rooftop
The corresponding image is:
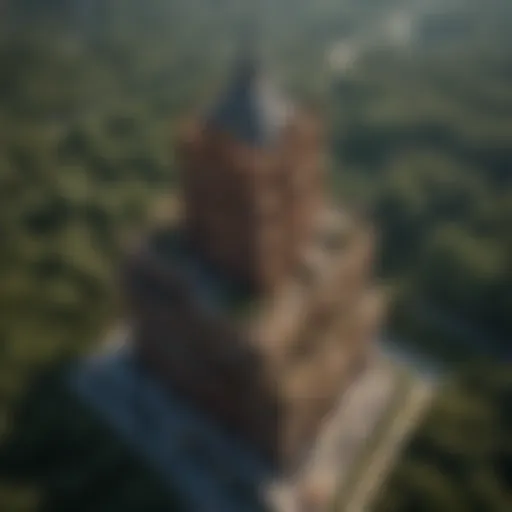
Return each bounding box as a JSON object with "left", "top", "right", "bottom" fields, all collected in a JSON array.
[{"left": 206, "top": 53, "right": 293, "bottom": 147}]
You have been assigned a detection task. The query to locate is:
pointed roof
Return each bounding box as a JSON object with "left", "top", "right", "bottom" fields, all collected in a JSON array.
[{"left": 207, "top": 49, "right": 293, "bottom": 147}]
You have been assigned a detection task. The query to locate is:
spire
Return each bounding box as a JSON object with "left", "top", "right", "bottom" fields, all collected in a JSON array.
[{"left": 206, "top": 11, "right": 293, "bottom": 147}]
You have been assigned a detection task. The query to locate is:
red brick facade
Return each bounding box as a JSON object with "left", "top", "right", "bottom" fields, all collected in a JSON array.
[
  {"left": 123, "top": 207, "right": 381, "bottom": 471},
  {"left": 176, "top": 110, "right": 324, "bottom": 294}
]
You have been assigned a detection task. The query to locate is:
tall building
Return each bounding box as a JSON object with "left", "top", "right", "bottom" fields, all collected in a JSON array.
[
  {"left": 122, "top": 47, "right": 383, "bottom": 477},
  {"left": 177, "top": 51, "right": 324, "bottom": 294}
]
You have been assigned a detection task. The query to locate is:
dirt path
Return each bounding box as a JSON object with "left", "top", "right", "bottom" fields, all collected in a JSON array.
[{"left": 341, "top": 379, "right": 434, "bottom": 512}]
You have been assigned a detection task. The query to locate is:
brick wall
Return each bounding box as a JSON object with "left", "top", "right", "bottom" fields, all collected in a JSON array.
[
  {"left": 123, "top": 223, "right": 379, "bottom": 471},
  {"left": 176, "top": 111, "right": 324, "bottom": 294}
]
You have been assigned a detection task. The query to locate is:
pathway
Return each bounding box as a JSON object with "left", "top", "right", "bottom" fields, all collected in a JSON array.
[{"left": 341, "top": 379, "right": 434, "bottom": 512}]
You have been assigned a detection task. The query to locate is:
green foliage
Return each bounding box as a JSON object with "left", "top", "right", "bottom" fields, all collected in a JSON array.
[
  {"left": 0, "top": 364, "right": 183, "bottom": 512},
  {"left": 376, "top": 365, "right": 512, "bottom": 512},
  {"left": 345, "top": 52, "right": 512, "bottom": 345}
]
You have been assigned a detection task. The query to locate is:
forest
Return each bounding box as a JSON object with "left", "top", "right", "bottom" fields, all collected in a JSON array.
[{"left": 0, "top": 0, "right": 510, "bottom": 510}]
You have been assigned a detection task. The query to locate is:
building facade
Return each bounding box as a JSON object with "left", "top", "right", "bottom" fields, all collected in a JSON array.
[
  {"left": 176, "top": 54, "right": 324, "bottom": 293},
  {"left": 123, "top": 49, "right": 382, "bottom": 474}
]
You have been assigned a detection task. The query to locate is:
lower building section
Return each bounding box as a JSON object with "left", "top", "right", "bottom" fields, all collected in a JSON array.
[
  {"left": 69, "top": 339, "right": 403, "bottom": 512},
  {"left": 131, "top": 284, "right": 383, "bottom": 473},
  {"left": 122, "top": 206, "right": 381, "bottom": 472}
]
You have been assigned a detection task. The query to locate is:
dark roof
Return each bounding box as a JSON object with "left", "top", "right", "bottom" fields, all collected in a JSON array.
[{"left": 207, "top": 54, "right": 293, "bottom": 147}]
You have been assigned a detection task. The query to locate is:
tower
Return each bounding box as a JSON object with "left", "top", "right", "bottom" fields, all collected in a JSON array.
[
  {"left": 177, "top": 48, "right": 324, "bottom": 293},
  {"left": 122, "top": 41, "right": 382, "bottom": 483}
]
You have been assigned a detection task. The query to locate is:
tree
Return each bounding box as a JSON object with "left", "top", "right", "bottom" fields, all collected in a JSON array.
[{"left": 376, "top": 364, "right": 512, "bottom": 512}]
